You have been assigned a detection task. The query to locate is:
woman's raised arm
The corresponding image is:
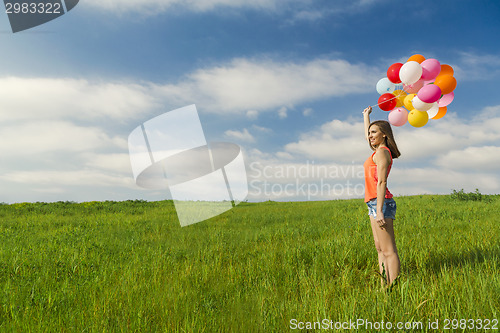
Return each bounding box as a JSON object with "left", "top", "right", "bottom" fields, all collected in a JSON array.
[{"left": 363, "top": 106, "right": 372, "bottom": 142}]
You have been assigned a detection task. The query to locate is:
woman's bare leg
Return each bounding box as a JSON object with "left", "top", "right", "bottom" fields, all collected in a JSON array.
[
  {"left": 370, "top": 216, "right": 387, "bottom": 286},
  {"left": 370, "top": 217, "right": 400, "bottom": 285}
]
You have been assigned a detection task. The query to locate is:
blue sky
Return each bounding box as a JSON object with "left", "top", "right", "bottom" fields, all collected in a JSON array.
[{"left": 0, "top": 0, "right": 499, "bottom": 203}]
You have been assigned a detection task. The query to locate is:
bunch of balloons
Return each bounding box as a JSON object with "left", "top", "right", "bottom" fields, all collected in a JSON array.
[{"left": 375, "top": 54, "right": 457, "bottom": 127}]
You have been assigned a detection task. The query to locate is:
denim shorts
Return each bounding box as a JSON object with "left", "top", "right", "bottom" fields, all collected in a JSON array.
[{"left": 366, "top": 198, "right": 397, "bottom": 220}]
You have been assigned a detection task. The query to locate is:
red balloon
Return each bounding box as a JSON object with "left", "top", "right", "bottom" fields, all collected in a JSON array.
[
  {"left": 378, "top": 93, "right": 397, "bottom": 111},
  {"left": 387, "top": 63, "right": 403, "bottom": 83}
]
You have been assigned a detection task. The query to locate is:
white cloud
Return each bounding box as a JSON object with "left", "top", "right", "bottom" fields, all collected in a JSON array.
[
  {"left": 156, "top": 57, "right": 379, "bottom": 114},
  {"left": 0, "top": 77, "right": 159, "bottom": 123},
  {"left": 0, "top": 121, "right": 127, "bottom": 156},
  {"left": 476, "top": 105, "right": 500, "bottom": 120},
  {"left": 284, "top": 119, "right": 367, "bottom": 163},
  {"left": 0, "top": 57, "right": 379, "bottom": 121},
  {"left": 396, "top": 112, "right": 500, "bottom": 163},
  {"left": 453, "top": 52, "right": 500, "bottom": 81},
  {"left": 0, "top": 77, "right": 154, "bottom": 202},
  {"left": 83, "top": 0, "right": 379, "bottom": 17},
  {"left": 275, "top": 151, "right": 294, "bottom": 160},
  {"left": 292, "top": 10, "right": 325, "bottom": 22},
  {"left": 84, "top": 153, "right": 133, "bottom": 174},
  {"left": 459, "top": 52, "right": 500, "bottom": 67},
  {"left": 285, "top": 0, "right": 380, "bottom": 24},
  {"left": 84, "top": 0, "right": 285, "bottom": 14},
  {"left": 224, "top": 128, "right": 255, "bottom": 142},
  {"left": 246, "top": 110, "right": 259, "bottom": 119},
  {"left": 303, "top": 108, "right": 313, "bottom": 116},
  {"left": 1, "top": 170, "right": 135, "bottom": 188},
  {"left": 252, "top": 125, "right": 272, "bottom": 133},
  {"left": 278, "top": 106, "right": 288, "bottom": 119},
  {"left": 435, "top": 146, "right": 500, "bottom": 171},
  {"left": 390, "top": 167, "right": 499, "bottom": 195},
  {"left": 32, "top": 187, "right": 66, "bottom": 194}
]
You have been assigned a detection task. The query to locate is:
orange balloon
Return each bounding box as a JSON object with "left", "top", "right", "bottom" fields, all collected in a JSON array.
[
  {"left": 407, "top": 54, "right": 426, "bottom": 64},
  {"left": 439, "top": 64, "right": 454, "bottom": 77},
  {"left": 432, "top": 106, "right": 447, "bottom": 120},
  {"left": 434, "top": 75, "right": 457, "bottom": 95}
]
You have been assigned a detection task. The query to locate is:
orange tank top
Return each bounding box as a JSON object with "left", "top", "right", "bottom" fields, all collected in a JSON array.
[{"left": 364, "top": 146, "right": 393, "bottom": 203}]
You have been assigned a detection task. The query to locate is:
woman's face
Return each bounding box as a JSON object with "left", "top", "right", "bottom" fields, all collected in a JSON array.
[{"left": 368, "top": 125, "right": 386, "bottom": 147}]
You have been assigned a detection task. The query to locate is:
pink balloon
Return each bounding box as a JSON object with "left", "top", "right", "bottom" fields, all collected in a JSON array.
[
  {"left": 417, "top": 84, "right": 442, "bottom": 103},
  {"left": 388, "top": 107, "right": 408, "bottom": 127},
  {"left": 438, "top": 92, "right": 455, "bottom": 107},
  {"left": 421, "top": 59, "right": 441, "bottom": 80},
  {"left": 403, "top": 79, "right": 424, "bottom": 94}
]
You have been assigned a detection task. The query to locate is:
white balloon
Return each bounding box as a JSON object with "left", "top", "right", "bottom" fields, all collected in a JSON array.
[
  {"left": 426, "top": 103, "right": 440, "bottom": 119},
  {"left": 376, "top": 77, "right": 396, "bottom": 95},
  {"left": 412, "top": 96, "right": 433, "bottom": 111},
  {"left": 399, "top": 61, "right": 423, "bottom": 85}
]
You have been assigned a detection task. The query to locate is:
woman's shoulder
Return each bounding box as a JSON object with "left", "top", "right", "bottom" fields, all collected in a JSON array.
[
  {"left": 373, "top": 146, "right": 391, "bottom": 163},
  {"left": 375, "top": 146, "right": 391, "bottom": 154}
]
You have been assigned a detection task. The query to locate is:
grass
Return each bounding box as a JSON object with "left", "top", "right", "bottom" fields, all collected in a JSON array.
[{"left": 0, "top": 195, "right": 499, "bottom": 332}]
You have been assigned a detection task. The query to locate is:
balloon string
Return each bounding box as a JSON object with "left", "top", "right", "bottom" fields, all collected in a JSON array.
[{"left": 370, "top": 85, "right": 412, "bottom": 108}]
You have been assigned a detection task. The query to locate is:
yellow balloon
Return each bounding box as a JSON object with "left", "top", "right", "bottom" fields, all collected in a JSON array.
[
  {"left": 404, "top": 94, "right": 416, "bottom": 110},
  {"left": 408, "top": 109, "right": 429, "bottom": 127},
  {"left": 393, "top": 89, "right": 407, "bottom": 107}
]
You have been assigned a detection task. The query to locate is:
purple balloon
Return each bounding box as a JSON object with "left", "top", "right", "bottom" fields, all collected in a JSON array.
[
  {"left": 421, "top": 59, "right": 441, "bottom": 80},
  {"left": 417, "top": 84, "right": 442, "bottom": 103}
]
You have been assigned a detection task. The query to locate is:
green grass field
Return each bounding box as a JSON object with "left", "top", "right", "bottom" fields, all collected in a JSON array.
[{"left": 0, "top": 194, "right": 499, "bottom": 332}]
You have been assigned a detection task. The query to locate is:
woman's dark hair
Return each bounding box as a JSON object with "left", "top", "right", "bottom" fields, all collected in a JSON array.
[{"left": 368, "top": 120, "right": 401, "bottom": 159}]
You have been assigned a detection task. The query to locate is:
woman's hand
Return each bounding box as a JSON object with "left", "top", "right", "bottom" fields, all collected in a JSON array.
[
  {"left": 363, "top": 106, "right": 372, "bottom": 115},
  {"left": 375, "top": 213, "right": 387, "bottom": 229}
]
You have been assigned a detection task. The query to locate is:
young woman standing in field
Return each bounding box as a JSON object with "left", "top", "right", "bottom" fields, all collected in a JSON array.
[{"left": 363, "top": 106, "right": 401, "bottom": 288}]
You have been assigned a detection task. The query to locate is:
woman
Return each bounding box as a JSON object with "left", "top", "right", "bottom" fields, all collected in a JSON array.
[{"left": 363, "top": 106, "right": 401, "bottom": 288}]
